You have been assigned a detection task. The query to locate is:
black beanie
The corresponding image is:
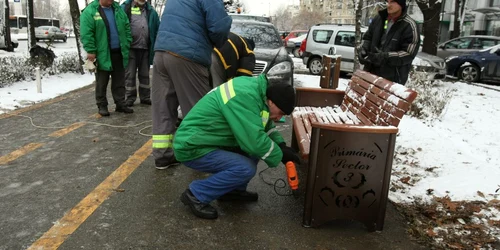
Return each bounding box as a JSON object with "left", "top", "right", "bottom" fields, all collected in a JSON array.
[
  {"left": 266, "top": 83, "right": 296, "bottom": 115},
  {"left": 393, "top": 0, "right": 406, "bottom": 10}
]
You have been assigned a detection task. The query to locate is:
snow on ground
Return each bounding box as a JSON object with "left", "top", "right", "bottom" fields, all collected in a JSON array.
[
  {"left": 393, "top": 81, "right": 500, "bottom": 202},
  {"left": 0, "top": 73, "right": 94, "bottom": 114}
]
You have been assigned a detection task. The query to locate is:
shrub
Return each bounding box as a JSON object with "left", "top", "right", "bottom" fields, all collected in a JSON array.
[
  {"left": 0, "top": 52, "right": 82, "bottom": 88},
  {"left": 406, "top": 70, "right": 455, "bottom": 120}
]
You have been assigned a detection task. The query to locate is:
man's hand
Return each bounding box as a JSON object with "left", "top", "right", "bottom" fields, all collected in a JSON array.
[
  {"left": 358, "top": 47, "right": 369, "bottom": 65},
  {"left": 279, "top": 143, "right": 301, "bottom": 165},
  {"left": 87, "top": 54, "right": 96, "bottom": 62},
  {"left": 367, "top": 52, "right": 388, "bottom": 66}
]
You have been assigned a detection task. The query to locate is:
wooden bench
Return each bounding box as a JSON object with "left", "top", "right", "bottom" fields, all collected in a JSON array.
[{"left": 291, "top": 70, "right": 418, "bottom": 231}]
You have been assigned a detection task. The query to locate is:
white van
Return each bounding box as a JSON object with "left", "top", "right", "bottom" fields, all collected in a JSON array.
[{"left": 302, "top": 24, "right": 365, "bottom": 75}]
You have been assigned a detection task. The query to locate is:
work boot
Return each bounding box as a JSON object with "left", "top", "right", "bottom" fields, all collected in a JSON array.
[
  {"left": 140, "top": 99, "right": 152, "bottom": 105},
  {"left": 125, "top": 100, "right": 134, "bottom": 107},
  {"left": 218, "top": 190, "right": 259, "bottom": 202},
  {"left": 180, "top": 189, "right": 218, "bottom": 219},
  {"left": 98, "top": 106, "right": 110, "bottom": 117},
  {"left": 115, "top": 105, "right": 134, "bottom": 113},
  {"left": 155, "top": 158, "right": 181, "bottom": 170}
]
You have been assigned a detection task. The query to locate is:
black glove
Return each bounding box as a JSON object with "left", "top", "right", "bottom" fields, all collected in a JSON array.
[
  {"left": 367, "top": 52, "right": 388, "bottom": 66},
  {"left": 279, "top": 143, "right": 301, "bottom": 165},
  {"left": 358, "top": 47, "right": 370, "bottom": 65}
]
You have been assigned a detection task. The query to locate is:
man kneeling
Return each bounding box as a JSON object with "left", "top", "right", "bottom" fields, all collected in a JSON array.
[{"left": 173, "top": 75, "right": 301, "bottom": 219}]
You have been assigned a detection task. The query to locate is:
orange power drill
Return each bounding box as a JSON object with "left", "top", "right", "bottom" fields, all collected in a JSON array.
[{"left": 285, "top": 161, "right": 299, "bottom": 198}]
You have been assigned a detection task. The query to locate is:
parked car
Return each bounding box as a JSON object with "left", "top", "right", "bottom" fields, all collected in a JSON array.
[
  {"left": 283, "top": 30, "right": 308, "bottom": 43},
  {"left": 436, "top": 35, "right": 500, "bottom": 59},
  {"left": 35, "top": 26, "right": 67, "bottom": 42},
  {"left": 287, "top": 34, "right": 307, "bottom": 57},
  {"left": 302, "top": 24, "right": 446, "bottom": 80},
  {"left": 229, "top": 13, "right": 271, "bottom": 23},
  {"left": 445, "top": 44, "right": 500, "bottom": 83},
  {"left": 230, "top": 19, "right": 295, "bottom": 85}
]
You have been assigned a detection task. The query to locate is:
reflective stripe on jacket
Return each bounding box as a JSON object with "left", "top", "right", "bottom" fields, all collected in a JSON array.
[
  {"left": 121, "top": 0, "right": 160, "bottom": 65},
  {"left": 214, "top": 32, "right": 256, "bottom": 79},
  {"left": 173, "top": 75, "right": 285, "bottom": 168}
]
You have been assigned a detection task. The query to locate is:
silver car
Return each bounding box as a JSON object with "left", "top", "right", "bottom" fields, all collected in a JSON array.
[{"left": 35, "top": 26, "right": 67, "bottom": 42}]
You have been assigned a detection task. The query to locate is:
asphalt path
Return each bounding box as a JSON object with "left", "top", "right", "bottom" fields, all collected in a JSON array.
[{"left": 0, "top": 80, "right": 428, "bottom": 249}]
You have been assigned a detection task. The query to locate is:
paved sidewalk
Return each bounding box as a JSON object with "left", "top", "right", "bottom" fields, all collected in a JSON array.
[{"left": 0, "top": 84, "right": 427, "bottom": 249}]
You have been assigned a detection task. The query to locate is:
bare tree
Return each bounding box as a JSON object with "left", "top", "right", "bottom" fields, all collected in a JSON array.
[
  {"left": 292, "top": 9, "right": 328, "bottom": 30},
  {"left": 416, "top": 0, "right": 442, "bottom": 55},
  {"left": 272, "top": 5, "right": 293, "bottom": 31},
  {"left": 2, "top": 0, "right": 14, "bottom": 52},
  {"left": 56, "top": 3, "right": 73, "bottom": 29},
  {"left": 68, "top": 0, "right": 84, "bottom": 74},
  {"left": 150, "top": 0, "right": 166, "bottom": 17},
  {"left": 354, "top": 0, "right": 363, "bottom": 72},
  {"left": 27, "top": 0, "right": 36, "bottom": 49},
  {"left": 450, "top": 0, "right": 460, "bottom": 39}
]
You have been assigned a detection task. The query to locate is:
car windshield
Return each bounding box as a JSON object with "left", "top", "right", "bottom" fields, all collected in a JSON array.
[{"left": 231, "top": 22, "right": 282, "bottom": 49}]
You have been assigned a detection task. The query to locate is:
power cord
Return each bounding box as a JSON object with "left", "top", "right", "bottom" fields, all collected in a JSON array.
[
  {"left": 14, "top": 114, "right": 153, "bottom": 137},
  {"left": 258, "top": 167, "right": 294, "bottom": 197}
]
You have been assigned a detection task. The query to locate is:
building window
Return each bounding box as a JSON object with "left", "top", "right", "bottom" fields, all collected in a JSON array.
[
  {"left": 487, "top": 20, "right": 500, "bottom": 36},
  {"left": 492, "top": 0, "right": 500, "bottom": 7}
]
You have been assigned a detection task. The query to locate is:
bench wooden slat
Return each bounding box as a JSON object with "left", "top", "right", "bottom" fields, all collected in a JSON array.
[
  {"left": 292, "top": 113, "right": 310, "bottom": 159},
  {"left": 344, "top": 89, "right": 378, "bottom": 125},
  {"left": 351, "top": 76, "right": 412, "bottom": 113},
  {"left": 301, "top": 112, "right": 313, "bottom": 139},
  {"left": 351, "top": 76, "right": 407, "bottom": 118},
  {"left": 348, "top": 82, "right": 403, "bottom": 126},
  {"left": 355, "top": 71, "right": 418, "bottom": 104}
]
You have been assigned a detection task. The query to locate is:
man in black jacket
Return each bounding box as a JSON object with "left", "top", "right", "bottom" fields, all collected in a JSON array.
[
  {"left": 358, "top": 0, "right": 420, "bottom": 85},
  {"left": 210, "top": 32, "right": 256, "bottom": 87}
]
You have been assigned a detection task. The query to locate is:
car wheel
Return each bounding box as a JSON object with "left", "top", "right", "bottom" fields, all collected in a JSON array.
[
  {"left": 36, "top": 38, "right": 40, "bottom": 42},
  {"left": 292, "top": 48, "right": 300, "bottom": 57},
  {"left": 63, "top": 37, "right": 67, "bottom": 42},
  {"left": 308, "top": 57, "right": 323, "bottom": 75},
  {"left": 459, "top": 64, "right": 480, "bottom": 82}
]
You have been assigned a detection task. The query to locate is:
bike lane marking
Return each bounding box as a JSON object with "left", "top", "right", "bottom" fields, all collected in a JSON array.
[
  {"left": 27, "top": 139, "right": 152, "bottom": 250},
  {"left": 0, "top": 143, "right": 44, "bottom": 165},
  {"left": 48, "top": 122, "right": 86, "bottom": 138}
]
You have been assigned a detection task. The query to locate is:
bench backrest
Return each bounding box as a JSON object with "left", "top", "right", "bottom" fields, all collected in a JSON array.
[{"left": 341, "top": 70, "right": 418, "bottom": 127}]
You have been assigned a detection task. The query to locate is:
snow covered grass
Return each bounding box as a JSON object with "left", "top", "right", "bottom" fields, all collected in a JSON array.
[{"left": 0, "top": 52, "right": 82, "bottom": 88}]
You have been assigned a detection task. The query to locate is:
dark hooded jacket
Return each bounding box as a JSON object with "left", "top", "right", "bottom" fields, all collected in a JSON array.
[
  {"left": 214, "top": 32, "right": 256, "bottom": 79},
  {"left": 361, "top": 7, "right": 420, "bottom": 85}
]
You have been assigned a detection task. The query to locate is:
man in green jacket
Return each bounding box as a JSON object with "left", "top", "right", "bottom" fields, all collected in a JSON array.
[
  {"left": 121, "top": 0, "right": 160, "bottom": 106},
  {"left": 80, "top": 0, "right": 133, "bottom": 116},
  {"left": 173, "top": 75, "right": 301, "bottom": 219}
]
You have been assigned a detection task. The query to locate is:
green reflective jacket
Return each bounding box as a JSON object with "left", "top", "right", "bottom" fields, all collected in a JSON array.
[
  {"left": 173, "top": 75, "right": 285, "bottom": 168},
  {"left": 80, "top": 0, "right": 132, "bottom": 71}
]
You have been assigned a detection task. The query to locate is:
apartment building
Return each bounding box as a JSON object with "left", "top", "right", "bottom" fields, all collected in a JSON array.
[{"left": 300, "top": 0, "right": 356, "bottom": 25}]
